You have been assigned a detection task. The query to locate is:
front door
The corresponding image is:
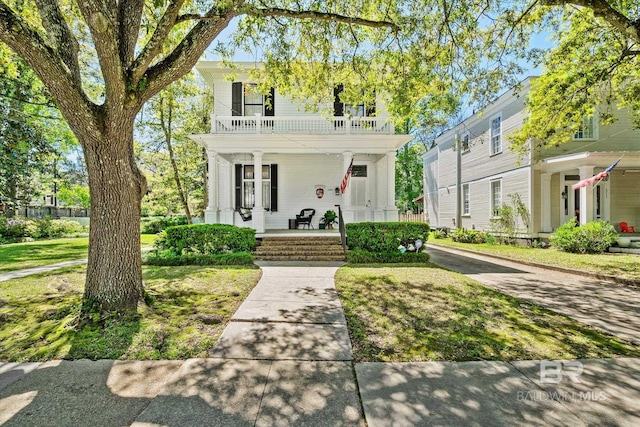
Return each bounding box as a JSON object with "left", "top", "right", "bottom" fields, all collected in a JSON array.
[{"left": 350, "top": 163, "right": 371, "bottom": 221}]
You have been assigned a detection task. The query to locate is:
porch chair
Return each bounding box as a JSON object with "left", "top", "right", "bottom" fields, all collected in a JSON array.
[
  {"left": 620, "top": 222, "right": 636, "bottom": 233},
  {"left": 236, "top": 207, "right": 253, "bottom": 222},
  {"left": 295, "top": 208, "right": 315, "bottom": 229}
]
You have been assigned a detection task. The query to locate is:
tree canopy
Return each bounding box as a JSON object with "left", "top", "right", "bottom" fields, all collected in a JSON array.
[{"left": 1, "top": 0, "right": 637, "bottom": 313}]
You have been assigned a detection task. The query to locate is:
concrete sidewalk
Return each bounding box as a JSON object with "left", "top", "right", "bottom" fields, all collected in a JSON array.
[
  {"left": 0, "top": 259, "right": 87, "bottom": 282},
  {"left": 2, "top": 261, "right": 640, "bottom": 426}
]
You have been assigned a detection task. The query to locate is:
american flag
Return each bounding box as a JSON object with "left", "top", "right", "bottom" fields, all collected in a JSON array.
[
  {"left": 572, "top": 158, "right": 621, "bottom": 190},
  {"left": 340, "top": 159, "right": 354, "bottom": 194}
]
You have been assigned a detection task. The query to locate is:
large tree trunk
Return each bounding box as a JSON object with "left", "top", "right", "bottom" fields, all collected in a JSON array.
[{"left": 82, "top": 117, "right": 146, "bottom": 313}]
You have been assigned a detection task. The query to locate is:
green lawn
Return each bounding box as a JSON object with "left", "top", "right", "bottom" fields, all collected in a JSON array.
[
  {"left": 0, "top": 264, "right": 261, "bottom": 361},
  {"left": 0, "top": 234, "right": 157, "bottom": 274},
  {"left": 336, "top": 265, "right": 640, "bottom": 363},
  {"left": 429, "top": 237, "right": 640, "bottom": 281}
]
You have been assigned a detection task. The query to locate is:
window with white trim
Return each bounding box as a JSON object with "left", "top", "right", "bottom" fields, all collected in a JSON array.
[
  {"left": 235, "top": 164, "right": 278, "bottom": 211},
  {"left": 491, "top": 180, "right": 502, "bottom": 217},
  {"left": 461, "top": 133, "right": 470, "bottom": 153},
  {"left": 573, "top": 116, "right": 595, "bottom": 140},
  {"left": 490, "top": 116, "right": 502, "bottom": 155},
  {"left": 462, "top": 184, "right": 470, "bottom": 215}
]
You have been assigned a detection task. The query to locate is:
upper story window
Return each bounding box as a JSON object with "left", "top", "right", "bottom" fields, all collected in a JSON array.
[
  {"left": 232, "top": 82, "right": 274, "bottom": 117},
  {"left": 333, "top": 85, "right": 376, "bottom": 117},
  {"left": 461, "top": 133, "right": 470, "bottom": 153},
  {"left": 573, "top": 116, "right": 595, "bottom": 140},
  {"left": 490, "top": 115, "right": 502, "bottom": 155}
]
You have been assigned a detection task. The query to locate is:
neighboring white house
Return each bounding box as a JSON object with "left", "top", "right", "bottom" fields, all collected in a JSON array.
[
  {"left": 189, "top": 61, "right": 411, "bottom": 232},
  {"left": 423, "top": 77, "right": 640, "bottom": 236}
]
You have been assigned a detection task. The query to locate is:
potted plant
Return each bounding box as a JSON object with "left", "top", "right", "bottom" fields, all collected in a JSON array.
[{"left": 322, "top": 210, "right": 337, "bottom": 229}]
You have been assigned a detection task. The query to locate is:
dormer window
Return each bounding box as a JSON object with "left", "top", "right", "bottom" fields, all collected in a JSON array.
[
  {"left": 573, "top": 116, "right": 595, "bottom": 140},
  {"left": 232, "top": 82, "right": 274, "bottom": 117}
]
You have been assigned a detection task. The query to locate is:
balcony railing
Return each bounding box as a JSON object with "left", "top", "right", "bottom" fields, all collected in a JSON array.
[{"left": 210, "top": 114, "right": 395, "bottom": 135}]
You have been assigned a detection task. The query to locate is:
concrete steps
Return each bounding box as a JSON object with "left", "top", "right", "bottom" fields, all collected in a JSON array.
[{"left": 254, "top": 236, "right": 346, "bottom": 261}]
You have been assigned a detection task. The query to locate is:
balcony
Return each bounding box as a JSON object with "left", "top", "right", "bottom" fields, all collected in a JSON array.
[{"left": 210, "top": 115, "right": 395, "bottom": 135}]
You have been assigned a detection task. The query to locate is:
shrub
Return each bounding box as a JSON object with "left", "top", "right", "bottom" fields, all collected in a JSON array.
[
  {"left": 431, "top": 229, "right": 447, "bottom": 239},
  {"left": 141, "top": 216, "right": 189, "bottom": 234},
  {"left": 144, "top": 251, "right": 254, "bottom": 266},
  {"left": 347, "top": 249, "right": 430, "bottom": 264},
  {"left": 155, "top": 224, "right": 255, "bottom": 255},
  {"left": 37, "top": 218, "right": 84, "bottom": 238},
  {"left": 1, "top": 218, "right": 38, "bottom": 239},
  {"left": 450, "top": 228, "right": 487, "bottom": 244},
  {"left": 550, "top": 219, "right": 618, "bottom": 254},
  {"left": 346, "top": 222, "right": 430, "bottom": 253}
]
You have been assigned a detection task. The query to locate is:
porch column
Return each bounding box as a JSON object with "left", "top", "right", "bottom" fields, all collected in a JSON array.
[
  {"left": 219, "top": 158, "right": 235, "bottom": 225},
  {"left": 540, "top": 173, "right": 552, "bottom": 232},
  {"left": 578, "top": 166, "right": 594, "bottom": 225},
  {"left": 341, "top": 152, "right": 355, "bottom": 223},
  {"left": 204, "top": 149, "right": 219, "bottom": 224},
  {"left": 384, "top": 151, "right": 398, "bottom": 221},
  {"left": 252, "top": 151, "right": 265, "bottom": 233}
]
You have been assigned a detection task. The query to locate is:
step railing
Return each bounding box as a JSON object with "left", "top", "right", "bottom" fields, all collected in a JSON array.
[{"left": 335, "top": 204, "right": 347, "bottom": 255}]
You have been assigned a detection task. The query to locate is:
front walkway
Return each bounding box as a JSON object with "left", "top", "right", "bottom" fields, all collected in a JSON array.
[{"left": 0, "top": 259, "right": 87, "bottom": 282}]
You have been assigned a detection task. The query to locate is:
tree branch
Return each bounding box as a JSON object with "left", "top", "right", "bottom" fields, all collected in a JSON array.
[
  {"left": 118, "top": 0, "right": 145, "bottom": 68},
  {"left": 131, "top": 0, "right": 187, "bottom": 84},
  {"left": 75, "top": 1, "right": 126, "bottom": 106},
  {"left": 33, "top": 0, "right": 81, "bottom": 87},
  {"left": 177, "top": 6, "right": 400, "bottom": 32},
  {"left": 541, "top": 0, "right": 640, "bottom": 44},
  {"left": 0, "top": 2, "right": 98, "bottom": 136}
]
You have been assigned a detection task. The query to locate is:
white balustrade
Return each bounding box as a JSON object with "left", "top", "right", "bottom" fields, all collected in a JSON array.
[{"left": 208, "top": 115, "right": 392, "bottom": 135}]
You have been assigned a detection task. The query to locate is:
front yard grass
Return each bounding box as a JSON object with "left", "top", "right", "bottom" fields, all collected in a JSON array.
[
  {"left": 336, "top": 265, "right": 640, "bottom": 362},
  {"left": 429, "top": 237, "right": 640, "bottom": 281},
  {"left": 0, "top": 264, "right": 261, "bottom": 361},
  {"left": 0, "top": 234, "right": 157, "bottom": 273}
]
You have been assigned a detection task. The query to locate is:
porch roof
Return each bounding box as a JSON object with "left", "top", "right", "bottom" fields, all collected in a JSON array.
[
  {"left": 189, "top": 133, "right": 411, "bottom": 155},
  {"left": 539, "top": 151, "right": 640, "bottom": 174}
]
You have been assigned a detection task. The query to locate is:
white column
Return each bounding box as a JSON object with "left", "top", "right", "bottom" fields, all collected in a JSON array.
[
  {"left": 579, "top": 166, "right": 594, "bottom": 225},
  {"left": 541, "top": 173, "right": 552, "bottom": 232},
  {"left": 384, "top": 150, "right": 398, "bottom": 221},
  {"left": 219, "top": 158, "right": 234, "bottom": 225},
  {"left": 341, "top": 152, "right": 353, "bottom": 208},
  {"left": 340, "top": 152, "right": 354, "bottom": 223},
  {"left": 252, "top": 151, "right": 265, "bottom": 233},
  {"left": 204, "top": 149, "right": 219, "bottom": 224}
]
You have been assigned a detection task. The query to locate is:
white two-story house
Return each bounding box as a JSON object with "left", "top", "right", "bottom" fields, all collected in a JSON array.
[
  {"left": 424, "top": 77, "right": 640, "bottom": 236},
  {"left": 190, "top": 61, "right": 411, "bottom": 232}
]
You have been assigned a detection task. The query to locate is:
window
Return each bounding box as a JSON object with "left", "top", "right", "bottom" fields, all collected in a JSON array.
[
  {"left": 573, "top": 117, "right": 595, "bottom": 140},
  {"left": 235, "top": 164, "right": 278, "bottom": 211},
  {"left": 461, "top": 133, "right": 470, "bottom": 152},
  {"left": 351, "top": 165, "right": 367, "bottom": 177},
  {"left": 231, "top": 82, "right": 274, "bottom": 117},
  {"left": 490, "top": 116, "right": 502, "bottom": 155},
  {"left": 462, "top": 184, "right": 470, "bottom": 215},
  {"left": 333, "top": 85, "right": 376, "bottom": 117},
  {"left": 491, "top": 180, "right": 502, "bottom": 217}
]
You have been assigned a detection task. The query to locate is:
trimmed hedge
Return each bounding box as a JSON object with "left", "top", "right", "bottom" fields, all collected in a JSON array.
[
  {"left": 144, "top": 251, "right": 254, "bottom": 266},
  {"left": 141, "top": 216, "right": 189, "bottom": 234},
  {"left": 550, "top": 218, "right": 618, "bottom": 254},
  {"left": 346, "top": 222, "right": 430, "bottom": 253},
  {"left": 347, "top": 249, "right": 430, "bottom": 264},
  {"left": 155, "top": 224, "right": 255, "bottom": 255}
]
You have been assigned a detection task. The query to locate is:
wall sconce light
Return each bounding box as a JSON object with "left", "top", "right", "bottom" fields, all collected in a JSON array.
[
  {"left": 335, "top": 187, "right": 340, "bottom": 196},
  {"left": 561, "top": 191, "right": 568, "bottom": 199}
]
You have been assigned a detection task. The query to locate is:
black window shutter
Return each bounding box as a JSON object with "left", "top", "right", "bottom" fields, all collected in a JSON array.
[
  {"left": 232, "top": 82, "right": 243, "bottom": 116},
  {"left": 333, "top": 85, "right": 344, "bottom": 117},
  {"left": 270, "top": 164, "right": 278, "bottom": 212},
  {"left": 235, "top": 164, "right": 242, "bottom": 209},
  {"left": 265, "top": 87, "right": 275, "bottom": 116}
]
